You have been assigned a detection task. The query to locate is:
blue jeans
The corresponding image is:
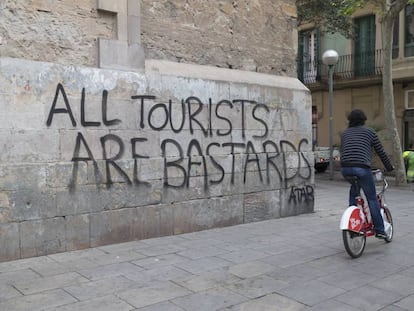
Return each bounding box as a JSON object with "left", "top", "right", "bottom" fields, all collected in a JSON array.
[{"left": 341, "top": 167, "right": 385, "bottom": 234}]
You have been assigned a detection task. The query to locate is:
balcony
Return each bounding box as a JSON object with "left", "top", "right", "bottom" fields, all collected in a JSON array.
[{"left": 297, "top": 49, "right": 384, "bottom": 88}]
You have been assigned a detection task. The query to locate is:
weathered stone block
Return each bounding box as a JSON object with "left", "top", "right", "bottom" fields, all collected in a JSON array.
[
  {"left": 161, "top": 174, "right": 225, "bottom": 204},
  {"left": 57, "top": 180, "right": 162, "bottom": 216},
  {"left": 9, "top": 189, "right": 57, "bottom": 221},
  {"left": 104, "top": 130, "right": 161, "bottom": 159},
  {"left": 243, "top": 170, "right": 281, "bottom": 194},
  {"left": 56, "top": 187, "right": 100, "bottom": 216},
  {"left": 0, "top": 222, "right": 20, "bottom": 261},
  {"left": 0, "top": 95, "right": 45, "bottom": 129},
  {"left": 46, "top": 162, "right": 87, "bottom": 189},
  {"left": 280, "top": 184, "right": 314, "bottom": 217},
  {"left": 138, "top": 203, "right": 174, "bottom": 239},
  {"left": 244, "top": 190, "right": 281, "bottom": 223},
  {"left": 89, "top": 208, "right": 141, "bottom": 247},
  {"left": 65, "top": 214, "right": 90, "bottom": 251},
  {"left": 59, "top": 129, "right": 108, "bottom": 162},
  {"left": 20, "top": 218, "right": 66, "bottom": 258},
  {"left": 0, "top": 129, "right": 59, "bottom": 163},
  {"left": 0, "top": 191, "right": 10, "bottom": 223},
  {"left": 98, "top": 39, "right": 145, "bottom": 72},
  {"left": 172, "top": 195, "right": 244, "bottom": 235}
]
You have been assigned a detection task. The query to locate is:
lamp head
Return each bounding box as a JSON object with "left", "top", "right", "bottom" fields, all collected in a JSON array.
[{"left": 322, "top": 49, "right": 339, "bottom": 66}]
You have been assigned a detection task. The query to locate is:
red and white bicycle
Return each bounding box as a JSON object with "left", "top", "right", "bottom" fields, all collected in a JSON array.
[{"left": 340, "top": 169, "right": 393, "bottom": 258}]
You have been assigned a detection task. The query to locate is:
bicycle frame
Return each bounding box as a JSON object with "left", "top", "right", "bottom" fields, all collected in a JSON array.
[{"left": 339, "top": 196, "right": 375, "bottom": 236}]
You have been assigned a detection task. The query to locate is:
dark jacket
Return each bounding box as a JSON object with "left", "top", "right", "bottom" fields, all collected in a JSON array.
[{"left": 340, "top": 126, "right": 393, "bottom": 171}]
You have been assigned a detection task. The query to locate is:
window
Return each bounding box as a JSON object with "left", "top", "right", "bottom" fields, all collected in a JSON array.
[
  {"left": 354, "top": 15, "right": 376, "bottom": 76},
  {"left": 406, "top": 90, "right": 414, "bottom": 109},
  {"left": 298, "top": 29, "right": 320, "bottom": 84},
  {"left": 393, "top": 16, "right": 399, "bottom": 59},
  {"left": 312, "top": 105, "right": 318, "bottom": 148},
  {"left": 405, "top": 5, "right": 414, "bottom": 57}
]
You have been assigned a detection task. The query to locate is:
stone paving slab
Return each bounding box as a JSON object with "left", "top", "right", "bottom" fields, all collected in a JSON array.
[
  {"left": 171, "top": 287, "right": 248, "bottom": 311},
  {"left": 12, "top": 272, "right": 89, "bottom": 295},
  {"left": 118, "top": 281, "right": 192, "bottom": 309},
  {"left": 0, "top": 173, "right": 414, "bottom": 310},
  {"left": 52, "top": 295, "right": 134, "bottom": 311},
  {"left": 0, "top": 289, "right": 77, "bottom": 311}
]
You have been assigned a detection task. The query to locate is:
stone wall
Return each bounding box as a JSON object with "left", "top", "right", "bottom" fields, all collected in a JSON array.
[
  {"left": 141, "top": 0, "right": 298, "bottom": 75},
  {"left": 0, "top": 1, "right": 312, "bottom": 262},
  {"left": 0, "top": 0, "right": 297, "bottom": 76},
  {"left": 0, "top": 57, "right": 312, "bottom": 261}
]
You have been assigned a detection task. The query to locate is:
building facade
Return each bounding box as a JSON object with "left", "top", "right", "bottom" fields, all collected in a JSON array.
[{"left": 298, "top": 2, "right": 414, "bottom": 164}]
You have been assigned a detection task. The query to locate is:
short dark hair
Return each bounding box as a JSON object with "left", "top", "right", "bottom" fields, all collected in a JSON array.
[{"left": 348, "top": 109, "right": 367, "bottom": 127}]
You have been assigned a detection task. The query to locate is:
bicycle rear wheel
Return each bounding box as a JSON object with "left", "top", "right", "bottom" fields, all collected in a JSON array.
[
  {"left": 342, "top": 230, "right": 366, "bottom": 258},
  {"left": 383, "top": 207, "right": 393, "bottom": 243}
]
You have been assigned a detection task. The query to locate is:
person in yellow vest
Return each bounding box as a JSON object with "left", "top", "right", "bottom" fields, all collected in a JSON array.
[{"left": 403, "top": 144, "right": 414, "bottom": 183}]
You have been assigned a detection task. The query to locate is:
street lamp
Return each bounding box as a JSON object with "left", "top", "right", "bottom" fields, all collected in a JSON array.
[{"left": 322, "top": 49, "right": 339, "bottom": 180}]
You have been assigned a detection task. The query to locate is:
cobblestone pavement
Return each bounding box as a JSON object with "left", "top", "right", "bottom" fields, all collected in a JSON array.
[{"left": 0, "top": 173, "right": 413, "bottom": 310}]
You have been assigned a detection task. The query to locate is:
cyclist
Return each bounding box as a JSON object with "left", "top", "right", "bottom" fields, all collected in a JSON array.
[{"left": 340, "top": 109, "right": 394, "bottom": 239}]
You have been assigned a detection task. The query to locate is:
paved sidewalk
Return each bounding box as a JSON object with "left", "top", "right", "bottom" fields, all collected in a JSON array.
[{"left": 1, "top": 174, "right": 414, "bottom": 310}]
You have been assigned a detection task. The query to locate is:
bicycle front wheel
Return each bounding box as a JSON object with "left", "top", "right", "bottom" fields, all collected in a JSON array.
[{"left": 342, "top": 230, "right": 366, "bottom": 258}]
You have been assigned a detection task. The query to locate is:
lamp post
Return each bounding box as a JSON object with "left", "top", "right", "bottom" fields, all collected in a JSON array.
[{"left": 322, "top": 49, "right": 339, "bottom": 180}]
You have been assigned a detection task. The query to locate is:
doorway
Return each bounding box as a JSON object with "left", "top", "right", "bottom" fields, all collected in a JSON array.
[{"left": 404, "top": 109, "right": 414, "bottom": 149}]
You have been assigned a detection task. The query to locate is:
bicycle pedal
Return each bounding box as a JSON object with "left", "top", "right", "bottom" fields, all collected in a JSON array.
[{"left": 375, "top": 232, "right": 387, "bottom": 239}]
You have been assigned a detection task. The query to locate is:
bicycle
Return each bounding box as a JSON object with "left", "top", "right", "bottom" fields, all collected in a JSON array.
[{"left": 339, "top": 169, "right": 393, "bottom": 258}]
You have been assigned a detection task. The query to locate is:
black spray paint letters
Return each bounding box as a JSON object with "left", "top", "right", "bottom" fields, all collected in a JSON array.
[
  {"left": 47, "top": 84, "right": 268, "bottom": 138},
  {"left": 161, "top": 138, "right": 312, "bottom": 189},
  {"left": 47, "top": 83, "right": 121, "bottom": 127},
  {"left": 46, "top": 84, "right": 311, "bottom": 192},
  {"left": 288, "top": 185, "right": 314, "bottom": 204},
  {"left": 68, "top": 131, "right": 312, "bottom": 190}
]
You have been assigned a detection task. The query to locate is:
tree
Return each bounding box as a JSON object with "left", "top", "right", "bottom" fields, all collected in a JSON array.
[
  {"left": 297, "top": 0, "right": 414, "bottom": 185},
  {"left": 297, "top": 0, "right": 363, "bottom": 37},
  {"left": 375, "top": 0, "right": 414, "bottom": 185}
]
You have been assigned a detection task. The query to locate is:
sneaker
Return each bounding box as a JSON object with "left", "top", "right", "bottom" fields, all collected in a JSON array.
[{"left": 375, "top": 232, "right": 387, "bottom": 239}]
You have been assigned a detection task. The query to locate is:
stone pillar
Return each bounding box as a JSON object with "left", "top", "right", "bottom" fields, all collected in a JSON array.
[{"left": 97, "top": 0, "right": 145, "bottom": 72}]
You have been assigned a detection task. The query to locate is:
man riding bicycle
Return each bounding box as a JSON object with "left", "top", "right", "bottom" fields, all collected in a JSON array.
[{"left": 340, "top": 109, "right": 394, "bottom": 239}]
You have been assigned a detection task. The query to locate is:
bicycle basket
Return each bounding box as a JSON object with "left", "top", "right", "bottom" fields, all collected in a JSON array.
[
  {"left": 373, "top": 170, "right": 383, "bottom": 182},
  {"left": 372, "top": 169, "right": 386, "bottom": 194}
]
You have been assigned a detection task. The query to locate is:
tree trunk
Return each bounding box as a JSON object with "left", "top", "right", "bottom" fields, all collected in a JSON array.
[{"left": 381, "top": 5, "right": 407, "bottom": 185}]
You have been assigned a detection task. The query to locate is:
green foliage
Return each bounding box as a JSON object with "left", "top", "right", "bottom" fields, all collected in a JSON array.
[
  {"left": 297, "top": 0, "right": 414, "bottom": 37},
  {"left": 340, "top": 0, "right": 364, "bottom": 15},
  {"left": 367, "top": 123, "right": 387, "bottom": 139},
  {"left": 297, "top": 0, "right": 362, "bottom": 37}
]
